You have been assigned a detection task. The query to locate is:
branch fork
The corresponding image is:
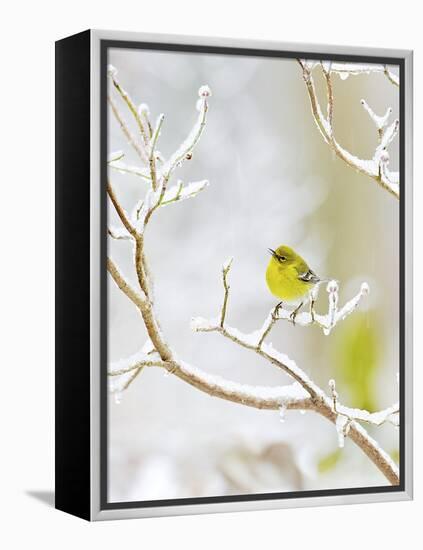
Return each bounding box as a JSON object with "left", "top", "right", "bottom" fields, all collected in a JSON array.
[{"left": 298, "top": 60, "right": 400, "bottom": 198}]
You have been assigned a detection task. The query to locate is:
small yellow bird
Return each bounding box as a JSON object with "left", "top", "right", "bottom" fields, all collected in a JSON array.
[{"left": 266, "top": 245, "right": 320, "bottom": 323}]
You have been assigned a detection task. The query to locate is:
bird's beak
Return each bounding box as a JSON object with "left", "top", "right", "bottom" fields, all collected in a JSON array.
[{"left": 268, "top": 248, "right": 277, "bottom": 259}]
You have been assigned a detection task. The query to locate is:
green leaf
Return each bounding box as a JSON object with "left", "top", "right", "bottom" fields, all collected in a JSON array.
[
  {"left": 332, "top": 312, "right": 380, "bottom": 411},
  {"left": 318, "top": 449, "right": 343, "bottom": 473}
]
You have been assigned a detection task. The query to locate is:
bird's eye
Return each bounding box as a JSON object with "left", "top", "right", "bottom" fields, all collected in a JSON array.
[{"left": 279, "top": 256, "right": 286, "bottom": 261}]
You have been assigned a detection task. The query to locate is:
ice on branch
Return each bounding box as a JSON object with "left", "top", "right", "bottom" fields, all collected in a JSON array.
[
  {"left": 175, "top": 360, "right": 311, "bottom": 408},
  {"left": 159, "top": 180, "right": 209, "bottom": 206},
  {"left": 107, "top": 64, "right": 118, "bottom": 77},
  {"left": 108, "top": 68, "right": 151, "bottom": 163},
  {"left": 223, "top": 256, "right": 233, "bottom": 272},
  {"left": 148, "top": 114, "right": 165, "bottom": 158},
  {"left": 161, "top": 85, "right": 211, "bottom": 178},
  {"left": 108, "top": 226, "right": 131, "bottom": 240},
  {"left": 336, "top": 415, "right": 351, "bottom": 448},
  {"left": 193, "top": 258, "right": 369, "bottom": 345},
  {"left": 108, "top": 159, "right": 151, "bottom": 180},
  {"left": 138, "top": 103, "right": 150, "bottom": 117},
  {"left": 141, "top": 338, "right": 158, "bottom": 355},
  {"left": 108, "top": 348, "right": 152, "bottom": 376},
  {"left": 298, "top": 60, "right": 400, "bottom": 198},
  {"left": 329, "top": 62, "right": 399, "bottom": 87},
  {"left": 361, "top": 100, "right": 392, "bottom": 132},
  {"left": 108, "top": 150, "right": 125, "bottom": 163},
  {"left": 329, "top": 379, "right": 399, "bottom": 448},
  {"left": 198, "top": 85, "right": 212, "bottom": 98},
  {"left": 190, "top": 316, "right": 220, "bottom": 331}
]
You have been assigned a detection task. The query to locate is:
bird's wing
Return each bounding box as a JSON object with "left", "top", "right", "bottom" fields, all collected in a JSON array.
[{"left": 298, "top": 268, "right": 320, "bottom": 284}]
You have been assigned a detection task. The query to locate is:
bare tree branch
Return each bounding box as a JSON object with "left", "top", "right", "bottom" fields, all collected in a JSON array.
[
  {"left": 190, "top": 259, "right": 399, "bottom": 484},
  {"left": 298, "top": 60, "right": 399, "bottom": 198},
  {"left": 108, "top": 95, "right": 149, "bottom": 164}
]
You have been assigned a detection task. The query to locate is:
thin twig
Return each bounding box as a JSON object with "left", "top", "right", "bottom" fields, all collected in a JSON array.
[
  {"left": 110, "top": 73, "right": 149, "bottom": 146},
  {"left": 148, "top": 114, "right": 164, "bottom": 192},
  {"left": 220, "top": 258, "right": 233, "bottom": 327},
  {"left": 108, "top": 95, "right": 148, "bottom": 164},
  {"left": 108, "top": 360, "right": 168, "bottom": 376},
  {"left": 107, "top": 181, "right": 138, "bottom": 238},
  {"left": 384, "top": 65, "right": 400, "bottom": 87},
  {"left": 298, "top": 61, "right": 399, "bottom": 198},
  {"left": 256, "top": 310, "right": 279, "bottom": 350}
]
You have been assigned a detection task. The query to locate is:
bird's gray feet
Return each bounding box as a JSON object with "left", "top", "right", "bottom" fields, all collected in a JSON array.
[
  {"left": 310, "top": 298, "right": 316, "bottom": 323},
  {"left": 272, "top": 301, "right": 283, "bottom": 320},
  {"left": 289, "top": 301, "right": 304, "bottom": 326}
]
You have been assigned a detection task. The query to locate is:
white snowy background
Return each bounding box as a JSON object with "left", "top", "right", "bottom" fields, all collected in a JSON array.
[{"left": 107, "top": 47, "right": 400, "bottom": 502}]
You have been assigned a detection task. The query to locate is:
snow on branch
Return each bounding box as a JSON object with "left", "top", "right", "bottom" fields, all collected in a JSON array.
[
  {"left": 108, "top": 93, "right": 149, "bottom": 165},
  {"left": 160, "top": 85, "right": 211, "bottom": 181},
  {"left": 327, "top": 62, "right": 399, "bottom": 87},
  {"left": 108, "top": 64, "right": 150, "bottom": 149},
  {"left": 108, "top": 157, "right": 151, "bottom": 181},
  {"left": 108, "top": 348, "right": 163, "bottom": 376},
  {"left": 298, "top": 60, "right": 400, "bottom": 198},
  {"left": 190, "top": 257, "right": 399, "bottom": 484},
  {"left": 107, "top": 78, "right": 212, "bottom": 237},
  {"left": 159, "top": 180, "right": 210, "bottom": 207},
  {"left": 329, "top": 379, "right": 399, "bottom": 448},
  {"left": 193, "top": 260, "right": 370, "bottom": 349},
  {"left": 108, "top": 226, "right": 131, "bottom": 241},
  {"left": 192, "top": 260, "right": 367, "bottom": 389}
]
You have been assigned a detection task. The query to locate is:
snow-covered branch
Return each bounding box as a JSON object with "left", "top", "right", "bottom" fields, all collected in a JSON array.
[
  {"left": 193, "top": 260, "right": 370, "bottom": 348},
  {"left": 108, "top": 64, "right": 150, "bottom": 150},
  {"left": 298, "top": 60, "right": 400, "bottom": 198},
  {"left": 160, "top": 85, "right": 211, "bottom": 181},
  {"left": 190, "top": 259, "right": 398, "bottom": 484},
  {"left": 108, "top": 74, "right": 211, "bottom": 235},
  {"left": 329, "top": 379, "right": 399, "bottom": 448}
]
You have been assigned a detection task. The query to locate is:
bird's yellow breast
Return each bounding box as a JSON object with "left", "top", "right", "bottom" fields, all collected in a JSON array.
[{"left": 266, "top": 260, "right": 310, "bottom": 302}]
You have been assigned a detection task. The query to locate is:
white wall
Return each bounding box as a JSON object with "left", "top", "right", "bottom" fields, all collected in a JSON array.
[{"left": 0, "top": 1, "right": 420, "bottom": 548}]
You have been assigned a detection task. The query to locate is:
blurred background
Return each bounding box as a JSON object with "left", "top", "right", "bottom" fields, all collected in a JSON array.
[{"left": 107, "top": 47, "right": 400, "bottom": 502}]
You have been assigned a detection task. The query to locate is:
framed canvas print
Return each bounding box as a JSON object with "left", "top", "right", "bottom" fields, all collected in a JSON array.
[{"left": 55, "top": 29, "right": 413, "bottom": 521}]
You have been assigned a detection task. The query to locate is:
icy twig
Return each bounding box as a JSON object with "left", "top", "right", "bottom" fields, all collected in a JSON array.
[
  {"left": 384, "top": 65, "right": 400, "bottom": 87},
  {"left": 254, "top": 279, "right": 369, "bottom": 343},
  {"left": 108, "top": 64, "right": 149, "bottom": 147},
  {"left": 108, "top": 95, "right": 149, "bottom": 164},
  {"left": 108, "top": 347, "right": 167, "bottom": 390},
  {"left": 323, "top": 62, "right": 399, "bottom": 87},
  {"left": 192, "top": 264, "right": 367, "bottom": 398},
  {"left": 190, "top": 266, "right": 398, "bottom": 484},
  {"left": 360, "top": 100, "right": 392, "bottom": 136},
  {"left": 220, "top": 257, "right": 233, "bottom": 327},
  {"left": 108, "top": 150, "right": 125, "bottom": 163},
  {"left": 329, "top": 379, "right": 399, "bottom": 448},
  {"left": 161, "top": 85, "right": 211, "bottom": 180},
  {"left": 138, "top": 103, "right": 153, "bottom": 139},
  {"left": 108, "top": 226, "right": 131, "bottom": 241},
  {"left": 107, "top": 180, "right": 138, "bottom": 239},
  {"left": 148, "top": 114, "right": 165, "bottom": 191},
  {"left": 297, "top": 60, "right": 400, "bottom": 198},
  {"left": 256, "top": 308, "right": 280, "bottom": 350},
  {"left": 108, "top": 159, "right": 151, "bottom": 181},
  {"left": 159, "top": 180, "right": 209, "bottom": 207}
]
